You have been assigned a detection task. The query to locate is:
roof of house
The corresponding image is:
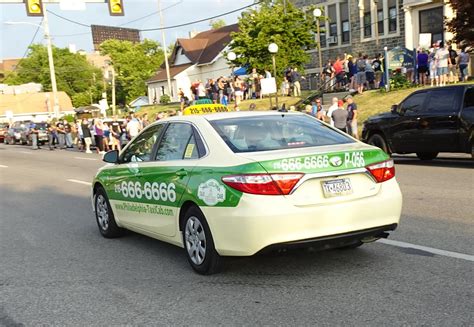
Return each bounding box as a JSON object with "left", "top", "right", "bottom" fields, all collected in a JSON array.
[
  {"left": 147, "top": 63, "right": 193, "bottom": 83},
  {"left": 174, "top": 24, "right": 238, "bottom": 65},
  {"left": 0, "top": 91, "right": 74, "bottom": 116},
  {"left": 147, "top": 24, "right": 239, "bottom": 83}
]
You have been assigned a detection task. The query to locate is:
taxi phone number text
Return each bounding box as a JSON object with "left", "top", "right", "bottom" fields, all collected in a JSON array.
[
  {"left": 115, "top": 181, "right": 176, "bottom": 202},
  {"left": 274, "top": 152, "right": 365, "bottom": 171}
]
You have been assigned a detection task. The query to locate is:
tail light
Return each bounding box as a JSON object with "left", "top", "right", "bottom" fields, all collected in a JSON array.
[
  {"left": 366, "top": 159, "right": 395, "bottom": 183},
  {"left": 222, "top": 173, "right": 304, "bottom": 195}
]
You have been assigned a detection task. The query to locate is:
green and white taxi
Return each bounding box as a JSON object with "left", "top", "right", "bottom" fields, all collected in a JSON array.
[{"left": 92, "top": 111, "right": 402, "bottom": 274}]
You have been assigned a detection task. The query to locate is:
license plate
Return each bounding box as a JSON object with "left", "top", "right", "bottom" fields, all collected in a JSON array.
[{"left": 322, "top": 178, "right": 353, "bottom": 197}]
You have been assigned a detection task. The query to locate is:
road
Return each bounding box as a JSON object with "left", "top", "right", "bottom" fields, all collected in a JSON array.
[{"left": 1, "top": 144, "right": 473, "bottom": 326}]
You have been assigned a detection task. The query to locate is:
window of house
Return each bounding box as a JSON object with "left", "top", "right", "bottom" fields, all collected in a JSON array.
[
  {"left": 320, "top": 21, "right": 327, "bottom": 48},
  {"left": 388, "top": 0, "right": 397, "bottom": 33},
  {"left": 363, "top": 0, "right": 372, "bottom": 38},
  {"left": 419, "top": 7, "right": 443, "bottom": 44},
  {"left": 328, "top": 4, "right": 337, "bottom": 38},
  {"left": 341, "top": 2, "right": 350, "bottom": 43},
  {"left": 377, "top": 0, "right": 384, "bottom": 35}
]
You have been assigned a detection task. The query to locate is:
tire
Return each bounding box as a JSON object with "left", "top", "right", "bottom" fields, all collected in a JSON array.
[
  {"left": 368, "top": 133, "right": 389, "bottom": 154},
  {"left": 182, "top": 206, "right": 221, "bottom": 275},
  {"left": 416, "top": 152, "right": 438, "bottom": 160},
  {"left": 94, "top": 187, "right": 125, "bottom": 238},
  {"left": 7, "top": 137, "right": 15, "bottom": 145}
]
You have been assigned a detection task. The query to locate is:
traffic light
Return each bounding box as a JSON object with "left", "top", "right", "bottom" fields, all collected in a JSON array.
[
  {"left": 25, "top": 0, "right": 43, "bottom": 16},
  {"left": 108, "top": 0, "right": 124, "bottom": 16}
]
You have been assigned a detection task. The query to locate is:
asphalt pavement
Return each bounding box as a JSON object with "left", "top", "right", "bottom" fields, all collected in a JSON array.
[{"left": 0, "top": 144, "right": 473, "bottom": 326}]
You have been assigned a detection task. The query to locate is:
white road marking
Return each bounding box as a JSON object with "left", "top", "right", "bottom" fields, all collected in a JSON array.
[
  {"left": 74, "top": 156, "right": 98, "bottom": 161},
  {"left": 67, "top": 179, "right": 92, "bottom": 186},
  {"left": 0, "top": 164, "right": 8, "bottom": 168},
  {"left": 379, "top": 239, "right": 474, "bottom": 262}
]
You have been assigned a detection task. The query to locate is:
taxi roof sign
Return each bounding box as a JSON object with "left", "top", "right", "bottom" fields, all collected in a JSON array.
[{"left": 183, "top": 104, "right": 231, "bottom": 116}]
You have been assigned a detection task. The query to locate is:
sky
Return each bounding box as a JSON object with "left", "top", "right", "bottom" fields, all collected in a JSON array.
[{"left": 0, "top": 0, "right": 255, "bottom": 59}]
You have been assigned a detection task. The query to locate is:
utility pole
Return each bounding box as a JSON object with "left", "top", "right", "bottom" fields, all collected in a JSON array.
[
  {"left": 111, "top": 68, "right": 116, "bottom": 116},
  {"left": 43, "top": 10, "right": 60, "bottom": 118},
  {"left": 159, "top": 0, "right": 173, "bottom": 100}
]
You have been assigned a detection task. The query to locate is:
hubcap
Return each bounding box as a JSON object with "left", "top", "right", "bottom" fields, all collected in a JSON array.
[
  {"left": 184, "top": 216, "right": 206, "bottom": 265},
  {"left": 96, "top": 194, "right": 109, "bottom": 231}
]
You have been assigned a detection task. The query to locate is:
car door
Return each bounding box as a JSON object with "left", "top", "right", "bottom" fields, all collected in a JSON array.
[
  {"left": 108, "top": 123, "right": 166, "bottom": 228},
  {"left": 419, "top": 87, "right": 463, "bottom": 152},
  {"left": 133, "top": 122, "right": 205, "bottom": 237},
  {"left": 389, "top": 91, "right": 428, "bottom": 153}
]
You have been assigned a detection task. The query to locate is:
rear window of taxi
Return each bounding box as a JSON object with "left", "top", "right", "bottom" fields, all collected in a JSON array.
[{"left": 210, "top": 114, "right": 354, "bottom": 153}]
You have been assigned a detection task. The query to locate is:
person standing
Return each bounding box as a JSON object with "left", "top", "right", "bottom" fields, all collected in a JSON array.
[
  {"left": 365, "top": 55, "right": 375, "bottom": 90},
  {"left": 429, "top": 46, "right": 439, "bottom": 87},
  {"left": 448, "top": 45, "right": 458, "bottom": 84},
  {"left": 56, "top": 120, "right": 66, "bottom": 149},
  {"left": 178, "top": 88, "right": 185, "bottom": 111},
  {"left": 373, "top": 54, "right": 383, "bottom": 89},
  {"left": 126, "top": 113, "right": 141, "bottom": 140},
  {"left": 417, "top": 49, "right": 429, "bottom": 86},
  {"left": 29, "top": 122, "right": 39, "bottom": 150},
  {"left": 435, "top": 42, "right": 450, "bottom": 87},
  {"left": 233, "top": 76, "right": 243, "bottom": 107},
  {"left": 314, "top": 99, "right": 326, "bottom": 121},
  {"left": 355, "top": 53, "right": 366, "bottom": 94},
  {"left": 348, "top": 55, "right": 357, "bottom": 90},
  {"left": 333, "top": 56, "right": 344, "bottom": 90},
  {"left": 75, "top": 119, "right": 84, "bottom": 151},
  {"left": 81, "top": 118, "right": 92, "bottom": 154},
  {"left": 346, "top": 95, "right": 358, "bottom": 139},
  {"left": 94, "top": 119, "right": 105, "bottom": 154},
  {"left": 458, "top": 47, "right": 470, "bottom": 82},
  {"left": 47, "top": 121, "right": 57, "bottom": 150},
  {"left": 281, "top": 77, "right": 289, "bottom": 96},
  {"left": 110, "top": 116, "right": 122, "bottom": 151},
  {"left": 322, "top": 60, "right": 334, "bottom": 91},
  {"left": 217, "top": 77, "right": 226, "bottom": 103},
  {"left": 332, "top": 100, "right": 349, "bottom": 133},
  {"left": 63, "top": 119, "right": 73, "bottom": 148},
  {"left": 326, "top": 97, "right": 339, "bottom": 127},
  {"left": 291, "top": 67, "right": 304, "bottom": 97}
]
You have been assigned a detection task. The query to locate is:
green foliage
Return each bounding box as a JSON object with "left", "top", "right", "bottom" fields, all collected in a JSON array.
[
  {"left": 72, "top": 92, "right": 93, "bottom": 107},
  {"left": 100, "top": 39, "right": 164, "bottom": 104},
  {"left": 160, "top": 94, "right": 171, "bottom": 104},
  {"left": 390, "top": 72, "right": 412, "bottom": 90},
  {"left": 229, "top": 0, "right": 320, "bottom": 80},
  {"left": 210, "top": 19, "right": 226, "bottom": 30},
  {"left": 60, "top": 114, "right": 76, "bottom": 123},
  {"left": 446, "top": 0, "right": 474, "bottom": 48},
  {"left": 4, "top": 44, "right": 103, "bottom": 107}
]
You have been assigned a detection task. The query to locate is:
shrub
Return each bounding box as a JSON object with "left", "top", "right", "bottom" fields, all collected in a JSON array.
[
  {"left": 160, "top": 94, "right": 171, "bottom": 104},
  {"left": 390, "top": 71, "right": 412, "bottom": 90}
]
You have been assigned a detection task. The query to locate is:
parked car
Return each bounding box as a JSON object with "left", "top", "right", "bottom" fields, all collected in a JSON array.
[
  {"left": 362, "top": 85, "right": 474, "bottom": 160},
  {"left": 0, "top": 122, "right": 9, "bottom": 143},
  {"left": 5, "top": 120, "right": 31, "bottom": 145}
]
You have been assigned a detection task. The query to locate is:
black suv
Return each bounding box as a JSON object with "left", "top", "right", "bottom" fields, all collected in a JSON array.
[{"left": 362, "top": 85, "right": 474, "bottom": 160}]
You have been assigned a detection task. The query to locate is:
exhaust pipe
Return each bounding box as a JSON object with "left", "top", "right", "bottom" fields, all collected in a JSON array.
[{"left": 361, "top": 232, "right": 390, "bottom": 243}]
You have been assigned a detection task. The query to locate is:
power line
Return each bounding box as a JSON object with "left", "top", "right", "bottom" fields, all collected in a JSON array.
[
  {"left": 46, "top": 1, "right": 261, "bottom": 33},
  {"left": 8, "top": 18, "right": 43, "bottom": 74},
  {"left": 118, "top": 1, "right": 183, "bottom": 27}
]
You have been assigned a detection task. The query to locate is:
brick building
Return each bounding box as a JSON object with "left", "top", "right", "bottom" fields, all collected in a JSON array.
[{"left": 293, "top": 0, "right": 457, "bottom": 88}]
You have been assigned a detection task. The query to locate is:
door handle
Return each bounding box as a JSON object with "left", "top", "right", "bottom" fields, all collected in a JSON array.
[{"left": 176, "top": 169, "right": 188, "bottom": 177}]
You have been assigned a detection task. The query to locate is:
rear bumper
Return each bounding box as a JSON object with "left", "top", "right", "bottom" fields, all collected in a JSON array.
[{"left": 202, "top": 178, "right": 402, "bottom": 256}]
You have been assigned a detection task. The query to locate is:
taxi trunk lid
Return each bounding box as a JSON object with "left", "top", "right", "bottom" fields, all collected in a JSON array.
[{"left": 236, "top": 143, "right": 390, "bottom": 206}]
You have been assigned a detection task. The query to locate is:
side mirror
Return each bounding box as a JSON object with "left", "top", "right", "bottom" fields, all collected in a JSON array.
[
  {"left": 391, "top": 104, "right": 399, "bottom": 114},
  {"left": 103, "top": 150, "right": 119, "bottom": 164}
]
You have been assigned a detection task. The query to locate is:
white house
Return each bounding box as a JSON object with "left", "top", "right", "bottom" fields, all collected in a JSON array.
[{"left": 147, "top": 24, "right": 239, "bottom": 103}]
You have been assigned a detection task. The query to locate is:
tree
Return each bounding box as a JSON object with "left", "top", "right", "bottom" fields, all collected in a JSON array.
[
  {"left": 99, "top": 39, "right": 164, "bottom": 104},
  {"left": 210, "top": 19, "right": 226, "bottom": 30},
  {"left": 228, "top": 0, "right": 318, "bottom": 79},
  {"left": 4, "top": 44, "right": 103, "bottom": 107},
  {"left": 446, "top": 0, "right": 474, "bottom": 48}
]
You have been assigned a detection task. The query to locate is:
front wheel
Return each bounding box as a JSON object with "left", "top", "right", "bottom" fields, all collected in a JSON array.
[
  {"left": 368, "top": 133, "right": 389, "bottom": 154},
  {"left": 182, "top": 206, "right": 221, "bottom": 275},
  {"left": 416, "top": 152, "right": 438, "bottom": 160},
  {"left": 94, "top": 187, "right": 125, "bottom": 238}
]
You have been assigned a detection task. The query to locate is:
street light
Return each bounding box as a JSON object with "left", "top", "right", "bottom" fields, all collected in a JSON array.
[
  {"left": 313, "top": 8, "right": 323, "bottom": 82},
  {"left": 268, "top": 43, "right": 279, "bottom": 109},
  {"left": 5, "top": 12, "right": 59, "bottom": 119},
  {"left": 227, "top": 51, "right": 236, "bottom": 76}
]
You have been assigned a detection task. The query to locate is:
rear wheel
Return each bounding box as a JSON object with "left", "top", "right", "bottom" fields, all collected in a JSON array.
[
  {"left": 182, "top": 206, "right": 221, "bottom": 275},
  {"left": 368, "top": 133, "right": 389, "bottom": 154},
  {"left": 94, "top": 187, "right": 125, "bottom": 238},
  {"left": 416, "top": 152, "right": 438, "bottom": 160}
]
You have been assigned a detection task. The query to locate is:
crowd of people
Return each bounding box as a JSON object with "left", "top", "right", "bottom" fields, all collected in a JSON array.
[
  {"left": 181, "top": 66, "right": 306, "bottom": 110},
  {"left": 27, "top": 111, "right": 179, "bottom": 153},
  {"left": 304, "top": 95, "right": 359, "bottom": 140}
]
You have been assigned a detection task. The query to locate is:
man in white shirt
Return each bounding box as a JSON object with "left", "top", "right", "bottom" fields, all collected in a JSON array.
[
  {"left": 326, "top": 97, "right": 339, "bottom": 127},
  {"left": 126, "top": 113, "right": 141, "bottom": 140},
  {"left": 435, "top": 42, "right": 450, "bottom": 87}
]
